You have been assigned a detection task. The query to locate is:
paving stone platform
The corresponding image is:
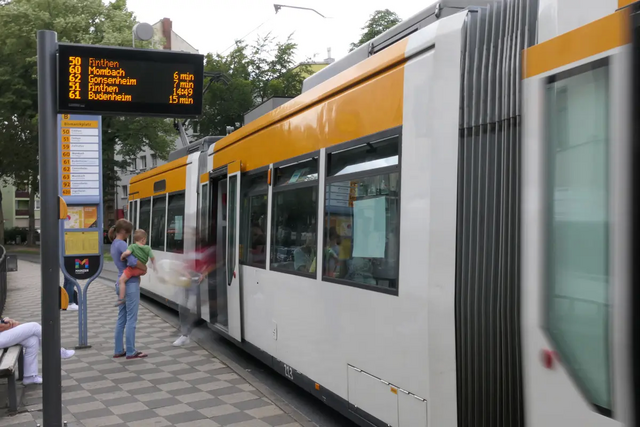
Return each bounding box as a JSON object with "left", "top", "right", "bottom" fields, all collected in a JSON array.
[{"left": 0, "top": 260, "right": 303, "bottom": 427}]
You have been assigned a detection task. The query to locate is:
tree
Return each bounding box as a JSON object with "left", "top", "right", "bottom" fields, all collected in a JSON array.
[
  {"left": 0, "top": 0, "right": 177, "bottom": 241},
  {"left": 350, "top": 9, "right": 402, "bottom": 51},
  {"left": 197, "top": 35, "right": 310, "bottom": 136},
  {"left": 197, "top": 43, "right": 254, "bottom": 138},
  {"left": 103, "top": 116, "right": 175, "bottom": 201},
  {"left": 249, "top": 34, "right": 310, "bottom": 105},
  {"left": 0, "top": 190, "right": 3, "bottom": 245}
]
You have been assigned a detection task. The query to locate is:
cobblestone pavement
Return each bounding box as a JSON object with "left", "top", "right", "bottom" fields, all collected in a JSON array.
[{"left": 0, "top": 261, "right": 303, "bottom": 427}]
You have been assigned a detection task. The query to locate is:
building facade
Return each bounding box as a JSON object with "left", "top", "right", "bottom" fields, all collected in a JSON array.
[{"left": 1, "top": 184, "right": 40, "bottom": 231}]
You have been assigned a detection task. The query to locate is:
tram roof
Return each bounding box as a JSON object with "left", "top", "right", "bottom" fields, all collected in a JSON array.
[
  {"left": 302, "top": 0, "right": 494, "bottom": 93},
  {"left": 211, "top": 0, "right": 493, "bottom": 158}
]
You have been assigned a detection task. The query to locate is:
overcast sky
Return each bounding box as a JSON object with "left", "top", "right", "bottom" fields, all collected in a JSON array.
[{"left": 122, "top": 0, "right": 435, "bottom": 62}]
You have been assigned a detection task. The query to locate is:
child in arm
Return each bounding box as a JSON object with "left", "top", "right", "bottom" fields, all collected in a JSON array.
[{"left": 116, "top": 230, "right": 156, "bottom": 306}]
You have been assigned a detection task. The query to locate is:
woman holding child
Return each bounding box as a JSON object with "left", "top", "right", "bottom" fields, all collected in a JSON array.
[{"left": 109, "top": 219, "right": 148, "bottom": 360}]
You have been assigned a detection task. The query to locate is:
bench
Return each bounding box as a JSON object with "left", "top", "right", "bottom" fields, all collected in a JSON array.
[{"left": 0, "top": 346, "right": 23, "bottom": 413}]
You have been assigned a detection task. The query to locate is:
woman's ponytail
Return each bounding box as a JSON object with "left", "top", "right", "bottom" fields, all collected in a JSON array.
[
  {"left": 108, "top": 226, "right": 116, "bottom": 242},
  {"left": 110, "top": 219, "right": 133, "bottom": 242}
]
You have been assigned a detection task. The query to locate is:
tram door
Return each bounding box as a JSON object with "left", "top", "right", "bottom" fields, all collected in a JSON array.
[
  {"left": 127, "top": 200, "right": 139, "bottom": 244},
  {"left": 199, "top": 180, "right": 211, "bottom": 323},
  {"left": 208, "top": 169, "right": 228, "bottom": 329},
  {"left": 132, "top": 199, "right": 139, "bottom": 231},
  {"left": 208, "top": 163, "right": 242, "bottom": 341},
  {"left": 521, "top": 35, "right": 635, "bottom": 426},
  {"left": 226, "top": 164, "right": 242, "bottom": 341}
]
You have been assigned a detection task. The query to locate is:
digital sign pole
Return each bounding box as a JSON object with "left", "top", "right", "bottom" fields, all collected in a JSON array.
[
  {"left": 35, "top": 34, "right": 205, "bottom": 425},
  {"left": 38, "top": 29, "right": 63, "bottom": 427}
]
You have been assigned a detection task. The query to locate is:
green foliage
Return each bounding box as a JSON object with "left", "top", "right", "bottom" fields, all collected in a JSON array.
[
  {"left": 3, "top": 227, "right": 30, "bottom": 245},
  {"left": 0, "top": 0, "right": 311, "bottom": 242},
  {"left": 102, "top": 115, "right": 175, "bottom": 201},
  {"left": 350, "top": 9, "right": 402, "bottom": 52},
  {"left": 0, "top": 0, "right": 176, "bottom": 237},
  {"left": 197, "top": 44, "right": 254, "bottom": 138},
  {"left": 198, "top": 34, "right": 310, "bottom": 136}
]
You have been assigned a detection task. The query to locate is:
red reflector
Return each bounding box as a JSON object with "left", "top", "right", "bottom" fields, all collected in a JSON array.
[{"left": 541, "top": 349, "right": 555, "bottom": 369}]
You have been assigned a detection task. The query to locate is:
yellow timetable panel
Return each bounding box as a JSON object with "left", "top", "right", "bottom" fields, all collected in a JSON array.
[{"left": 64, "top": 231, "right": 99, "bottom": 256}]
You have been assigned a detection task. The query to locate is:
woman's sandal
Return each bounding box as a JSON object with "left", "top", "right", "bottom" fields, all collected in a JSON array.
[
  {"left": 125, "top": 351, "right": 148, "bottom": 360},
  {"left": 113, "top": 352, "right": 126, "bottom": 358}
]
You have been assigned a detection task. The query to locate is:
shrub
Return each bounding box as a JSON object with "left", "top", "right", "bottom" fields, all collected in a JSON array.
[{"left": 3, "top": 227, "right": 28, "bottom": 244}]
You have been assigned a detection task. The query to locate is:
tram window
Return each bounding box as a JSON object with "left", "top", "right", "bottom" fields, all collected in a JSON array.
[
  {"left": 324, "top": 134, "right": 400, "bottom": 293},
  {"left": 324, "top": 175, "right": 400, "bottom": 290},
  {"left": 153, "top": 179, "right": 166, "bottom": 193},
  {"left": 240, "top": 171, "right": 268, "bottom": 268},
  {"left": 139, "top": 199, "right": 151, "bottom": 236},
  {"left": 200, "top": 183, "right": 210, "bottom": 246},
  {"left": 151, "top": 195, "right": 166, "bottom": 251},
  {"left": 166, "top": 192, "right": 185, "bottom": 253},
  {"left": 327, "top": 136, "right": 398, "bottom": 177},
  {"left": 274, "top": 158, "right": 318, "bottom": 185},
  {"left": 270, "top": 158, "right": 319, "bottom": 276},
  {"left": 545, "top": 62, "right": 610, "bottom": 411}
]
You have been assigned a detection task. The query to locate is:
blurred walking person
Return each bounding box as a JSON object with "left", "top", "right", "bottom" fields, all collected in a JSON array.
[{"left": 173, "top": 229, "right": 215, "bottom": 347}]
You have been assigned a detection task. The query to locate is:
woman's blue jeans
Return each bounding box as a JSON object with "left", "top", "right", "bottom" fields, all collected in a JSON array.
[{"left": 114, "top": 281, "right": 140, "bottom": 356}]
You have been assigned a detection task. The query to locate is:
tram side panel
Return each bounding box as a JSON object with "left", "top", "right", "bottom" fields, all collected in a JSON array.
[
  {"left": 238, "top": 13, "right": 466, "bottom": 427},
  {"left": 237, "top": 54, "right": 405, "bottom": 407},
  {"left": 131, "top": 153, "right": 200, "bottom": 303}
]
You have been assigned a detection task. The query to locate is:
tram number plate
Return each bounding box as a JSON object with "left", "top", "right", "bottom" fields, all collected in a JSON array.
[{"left": 284, "top": 364, "right": 294, "bottom": 381}]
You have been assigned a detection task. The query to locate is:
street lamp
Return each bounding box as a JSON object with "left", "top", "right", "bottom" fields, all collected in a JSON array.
[
  {"left": 273, "top": 4, "right": 327, "bottom": 18},
  {"left": 132, "top": 22, "right": 154, "bottom": 48}
]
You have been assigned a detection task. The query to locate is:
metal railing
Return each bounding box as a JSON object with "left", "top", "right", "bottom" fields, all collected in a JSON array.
[{"left": 0, "top": 245, "right": 7, "bottom": 315}]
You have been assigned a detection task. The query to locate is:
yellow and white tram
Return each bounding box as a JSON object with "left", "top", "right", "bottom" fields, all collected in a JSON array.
[{"left": 128, "top": 0, "right": 640, "bottom": 425}]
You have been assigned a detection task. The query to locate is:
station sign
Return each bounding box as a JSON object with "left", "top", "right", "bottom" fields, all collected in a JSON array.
[
  {"left": 58, "top": 114, "right": 103, "bottom": 281},
  {"left": 58, "top": 114, "right": 101, "bottom": 204},
  {"left": 57, "top": 43, "right": 204, "bottom": 117}
]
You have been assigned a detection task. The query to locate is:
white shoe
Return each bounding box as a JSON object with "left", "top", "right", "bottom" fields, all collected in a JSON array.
[
  {"left": 172, "top": 335, "right": 190, "bottom": 347},
  {"left": 23, "top": 375, "right": 42, "bottom": 385},
  {"left": 66, "top": 303, "right": 78, "bottom": 311},
  {"left": 61, "top": 348, "right": 75, "bottom": 359}
]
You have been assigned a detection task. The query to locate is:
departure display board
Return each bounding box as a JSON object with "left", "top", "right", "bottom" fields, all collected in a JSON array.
[{"left": 58, "top": 44, "right": 204, "bottom": 117}]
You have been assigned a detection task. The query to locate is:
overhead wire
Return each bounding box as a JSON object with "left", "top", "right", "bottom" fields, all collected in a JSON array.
[{"left": 219, "top": 14, "right": 278, "bottom": 55}]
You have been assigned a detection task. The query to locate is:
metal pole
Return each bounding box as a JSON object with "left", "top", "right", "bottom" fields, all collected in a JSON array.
[
  {"left": 37, "top": 29, "right": 62, "bottom": 426},
  {"left": 81, "top": 280, "right": 95, "bottom": 346},
  {"left": 177, "top": 121, "right": 190, "bottom": 147},
  {"left": 74, "top": 283, "right": 84, "bottom": 348}
]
